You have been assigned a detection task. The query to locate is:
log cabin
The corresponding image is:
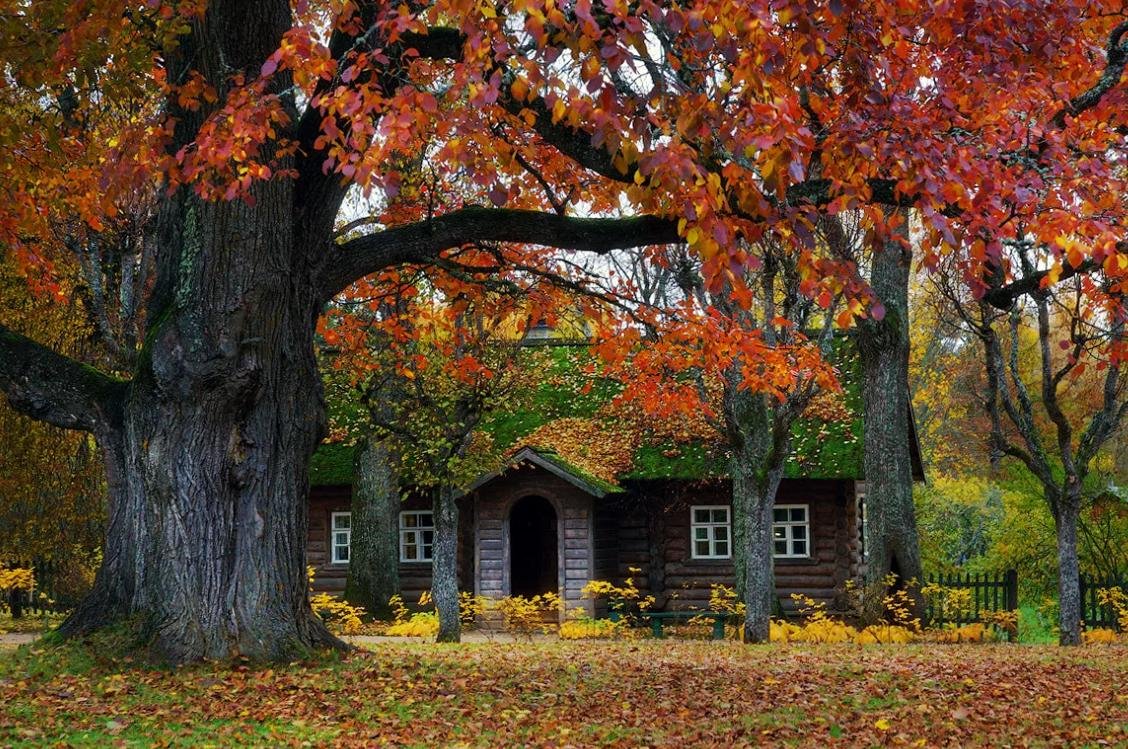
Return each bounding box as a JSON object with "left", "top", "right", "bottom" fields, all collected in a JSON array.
[{"left": 307, "top": 342, "right": 924, "bottom": 619}]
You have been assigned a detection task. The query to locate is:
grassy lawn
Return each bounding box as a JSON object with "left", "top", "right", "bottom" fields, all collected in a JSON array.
[{"left": 0, "top": 633, "right": 1125, "bottom": 747}]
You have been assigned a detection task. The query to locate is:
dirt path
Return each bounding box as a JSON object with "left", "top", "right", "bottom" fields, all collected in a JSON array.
[{"left": 0, "top": 633, "right": 40, "bottom": 648}]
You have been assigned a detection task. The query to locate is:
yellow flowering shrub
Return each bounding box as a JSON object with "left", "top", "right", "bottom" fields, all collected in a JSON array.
[
  {"left": 386, "top": 612, "right": 440, "bottom": 637},
  {"left": 1081, "top": 628, "right": 1122, "bottom": 645},
  {"left": 0, "top": 566, "right": 34, "bottom": 593},
  {"left": 495, "top": 592, "right": 561, "bottom": 638},
  {"left": 581, "top": 568, "right": 654, "bottom": 625},
  {"left": 1096, "top": 587, "right": 1128, "bottom": 632},
  {"left": 559, "top": 616, "right": 624, "bottom": 640},
  {"left": 769, "top": 592, "right": 917, "bottom": 644},
  {"left": 307, "top": 567, "right": 366, "bottom": 635}
]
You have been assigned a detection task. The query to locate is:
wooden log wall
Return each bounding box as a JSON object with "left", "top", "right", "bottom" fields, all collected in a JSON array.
[{"left": 613, "top": 479, "right": 859, "bottom": 615}]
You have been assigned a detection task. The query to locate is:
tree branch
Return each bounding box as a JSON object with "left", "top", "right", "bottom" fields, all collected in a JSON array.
[
  {"left": 317, "top": 207, "right": 680, "bottom": 300},
  {"left": 0, "top": 322, "right": 125, "bottom": 433}
]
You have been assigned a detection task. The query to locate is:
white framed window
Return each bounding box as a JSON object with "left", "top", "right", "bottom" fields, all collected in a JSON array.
[
  {"left": 690, "top": 505, "right": 731, "bottom": 559},
  {"left": 773, "top": 504, "right": 810, "bottom": 558},
  {"left": 400, "top": 511, "right": 434, "bottom": 563},
  {"left": 330, "top": 512, "right": 351, "bottom": 564}
]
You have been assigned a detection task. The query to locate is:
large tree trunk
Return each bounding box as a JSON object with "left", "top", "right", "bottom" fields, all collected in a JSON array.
[
  {"left": 857, "top": 224, "right": 925, "bottom": 611},
  {"left": 1054, "top": 489, "right": 1083, "bottom": 646},
  {"left": 344, "top": 437, "right": 401, "bottom": 618},
  {"left": 45, "top": 176, "right": 345, "bottom": 661},
  {"left": 432, "top": 485, "right": 460, "bottom": 643}
]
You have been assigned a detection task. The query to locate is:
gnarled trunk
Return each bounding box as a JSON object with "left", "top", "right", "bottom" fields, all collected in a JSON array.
[
  {"left": 857, "top": 224, "right": 924, "bottom": 613},
  {"left": 344, "top": 437, "right": 401, "bottom": 618},
  {"left": 432, "top": 485, "right": 460, "bottom": 642},
  {"left": 54, "top": 184, "right": 344, "bottom": 662}
]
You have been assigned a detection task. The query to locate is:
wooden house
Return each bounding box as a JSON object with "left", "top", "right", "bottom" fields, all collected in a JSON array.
[{"left": 307, "top": 344, "right": 924, "bottom": 618}]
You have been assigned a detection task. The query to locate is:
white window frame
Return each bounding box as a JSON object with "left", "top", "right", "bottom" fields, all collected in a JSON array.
[
  {"left": 773, "top": 504, "right": 811, "bottom": 559},
  {"left": 330, "top": 512, "right": 351, "bottom": 565},
  {"left": 399, "top": 510, "right": 435, "bottom": 563},
  {"left": 690, "top": 505, "right": 732, "bottom": 560}
]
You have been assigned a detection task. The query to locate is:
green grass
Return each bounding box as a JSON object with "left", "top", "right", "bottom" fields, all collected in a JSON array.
[
  {"left": 1, "top": 636, "right": 1125, "bottom": 747},
  {"left": 1017, "top": 604, "right": 1059, "bottom": 644},
  {"left": 0, "top": 612, "right": 65, "bottom": 635}
]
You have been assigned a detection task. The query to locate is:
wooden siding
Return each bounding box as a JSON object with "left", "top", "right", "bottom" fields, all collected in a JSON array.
[
  {"left": 307, "top": 474, "right": 860, "bottom": 619},
  {"left": 614, "top": 479, "right": 859, "bottom": 615},
  {"left": 307, "top": 487, "right": 469, "bottom": 606},
  {"left": 472, "top": 466, "right": 596, "bottom": 620}
]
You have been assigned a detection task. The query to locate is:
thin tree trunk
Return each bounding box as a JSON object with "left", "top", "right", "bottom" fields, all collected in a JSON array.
[
  {"left": 725, "top": 381, "right": 786, "bottom": 643},
  {"left": 432, "top": 485, "right": 460, "bottom": 643},
  {"left": 1055, "top": 490, "right": 1083, "bottom": 646},
  {"left": 344, "top": 437, "right": 400, "bottom": 618},
  {"left": 733, "top": 459, "right": 783, "bottom": 643},
  {"left": 857, "top": 221, "right": 925, "bottom": 613}
]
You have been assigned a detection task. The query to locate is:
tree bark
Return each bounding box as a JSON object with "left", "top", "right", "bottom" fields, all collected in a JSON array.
[
  {"left": 432, "top": 485, "right": 460, "bottom": 643},
  {"left": 344, "top": 437, "right": 400, "bottom": 618},
  {"left": 857, "top": 224, "right": 925, "bottom": 612},
  {"left": 725, "top": 383, "right": 786, "bottom": 643},
  {"left": 1055, "top": 489, "right": 1083, "bottom": 646}
]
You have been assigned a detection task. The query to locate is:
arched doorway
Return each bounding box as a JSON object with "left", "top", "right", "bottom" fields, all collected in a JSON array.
[{"left": 509, "top": 495, "right": 558, "bottom": 598}]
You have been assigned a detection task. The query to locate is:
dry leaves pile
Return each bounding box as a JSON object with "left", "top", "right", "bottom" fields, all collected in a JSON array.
[{"left": 1, "top": 639, "right": 1125, "bottom": 747}]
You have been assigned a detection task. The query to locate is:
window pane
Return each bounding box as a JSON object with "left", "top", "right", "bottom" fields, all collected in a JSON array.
[
  {"left": 793, "top": 540, "right": 807, "bottom": 556},
  {"left": 420, "top": 512, "right": 434, "bottom": 527},
  {"left": 337, "top": 546, "right": 349, "bottom": 562},
  {"left": 333, "top": 513, "right": 350, "bottom": 529},
  {"left": 775, "top": 540, "right": 788, "bottom": 555},
  {"left": 694, "top": 527, "right": 709, "bottom": 541},
  {"left": 695, "top": 540, "right": 711, "bottom": 557},
  {"left": 694, "top": 509, "right": 710, "bottom": 524},
  {"left": 773, "top": 527, "right": 786, "bottom": 540},
  {"left": 402, "top": 514, "right": 417, "bottom": 528},
  {"left": 711, "top": 509, "right": 728, "bottom": 524},
  {"left": 791, "top": 507, "right": 805, "bottom": 522},
  {"left": 793, "top": 526, "right": 807, "bottom": 540},
  {"left": 714, "top": 526, "right": 728, "bottom": 542},
  {"left": 714, "top": 541, "right": 728, "bottom": 556},
  {"left": 404, "top": 542, "right": 417, "bottom": 560},
  {"left": 422, "top": 544, "right": 433, "bottom": 560},
  {"left": 422, "top": 530, "right": 434, "bottom": 545},
  {"left": 773, "top": 508, "right": 787, "bottom": 523}
]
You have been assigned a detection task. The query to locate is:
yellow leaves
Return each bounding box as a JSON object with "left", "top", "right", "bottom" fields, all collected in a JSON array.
[
  {"left": 0, "top": 566, "right": 34, "bottom": 593},
  {"left": 386, "top": 612, "right": 440, "bottom": 637},
  {"left": 874, "top": 718, "right": 892, "bottom": 731},
  {"left": 559, "top": 615, "right": 625, "bottom": 640},
  {"left": 551, "top": 98, "right": 567, "bottom": 124},
  {"left": 686, "top": 227, "right": 701, "bottom": 246},
  {"left": 509, "top": 77, "right": 529, "bottom": 102}
]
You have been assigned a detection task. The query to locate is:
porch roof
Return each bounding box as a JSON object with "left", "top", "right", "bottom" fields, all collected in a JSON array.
[{"left": 462, "top": 446, "right": 623, "bottom": 498}]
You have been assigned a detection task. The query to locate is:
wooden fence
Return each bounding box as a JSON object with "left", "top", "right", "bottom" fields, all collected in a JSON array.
[
  {"left": 1080, "top": 574, "right": 1125, "bottom": 630},
  {"left": 924, "top": 570, "right": 1018, "bottom": 627}
]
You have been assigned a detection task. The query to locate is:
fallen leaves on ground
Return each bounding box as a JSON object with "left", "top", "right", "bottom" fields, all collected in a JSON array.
[{"left": 0, "top": 639, "right": 1125, "bottom": 747}]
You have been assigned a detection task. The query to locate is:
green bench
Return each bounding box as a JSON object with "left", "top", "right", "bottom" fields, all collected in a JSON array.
[{"left": 608, "top": 610, "right": 730, "bottom": 640}]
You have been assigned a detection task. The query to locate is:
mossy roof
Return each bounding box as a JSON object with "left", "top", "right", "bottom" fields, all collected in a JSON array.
[{"left": 310, "top": 341, "right": 874, "bottom": 488}]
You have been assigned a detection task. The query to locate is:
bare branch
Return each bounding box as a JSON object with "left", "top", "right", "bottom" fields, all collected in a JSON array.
[{"left": 318, "top": 207, "right": 680, "bottom": 301}]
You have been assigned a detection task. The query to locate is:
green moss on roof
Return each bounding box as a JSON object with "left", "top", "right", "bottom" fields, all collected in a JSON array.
[
  {"left": 311, "top": 339, "right": 867, "bottom": 487},
  {"left": 308, "top": 442, "right": 355, "bottom": 486},
  {"left": 532, "top": 448, "right": 623, "bottom": 495},
  {"left": 480, "top": 345, "right": 619, "bottom": 450}
]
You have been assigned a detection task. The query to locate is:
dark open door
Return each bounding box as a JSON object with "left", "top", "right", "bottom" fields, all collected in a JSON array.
[{"left": 509, "top": 495, "right": 558, "bottom": 597}]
